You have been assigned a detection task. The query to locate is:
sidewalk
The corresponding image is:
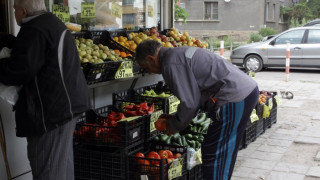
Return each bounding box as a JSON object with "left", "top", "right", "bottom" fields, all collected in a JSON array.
[{"left": 231, "top": 71, "right": 320, "bottom": 180}]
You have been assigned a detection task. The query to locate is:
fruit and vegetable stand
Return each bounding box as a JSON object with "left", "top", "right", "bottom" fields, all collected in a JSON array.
[{"left": 71, "top": 28, "right": 280, "bottom": 180}]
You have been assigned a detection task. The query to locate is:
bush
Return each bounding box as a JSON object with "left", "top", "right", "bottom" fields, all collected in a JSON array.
[
  {"left": 249, "top": 33, "right": 263, "bottom": 43},
  {"left": 259, "top": 27, "right": 276, "bottom": 37}
]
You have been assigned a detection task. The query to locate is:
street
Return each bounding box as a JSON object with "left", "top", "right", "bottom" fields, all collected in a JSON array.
[{"left": 231, "top": 68, "right": 320, "bottom": 180}]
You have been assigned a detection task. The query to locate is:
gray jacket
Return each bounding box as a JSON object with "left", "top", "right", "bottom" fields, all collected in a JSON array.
[{"left": 160, "top": 46, "right": 257, "bottom": 132}]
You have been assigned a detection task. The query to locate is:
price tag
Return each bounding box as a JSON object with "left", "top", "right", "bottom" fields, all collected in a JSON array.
[
  {"left": 168, "top": 96, "right": 180, "bottom": 114},
  {"left": 150, "top": 110, "right": 163, "bottom": 132},
  {"left": 248, "top": 71, "right": 255, "bottom": 79},
  {"left": 148, "top": 5, "right": 154, "bottom": 17},
  {"left": 52, "top": 4, "right": 70, "bottom": 23},
  {"left": 115, "top": 61, "right": 133, "bottom": 79},
  {"left": 111, "top": 2, "right": 122, "bottom": 18},
  {"left": 195, "top": 148, "right": 202, "bottom": 164},
  {"left": 81, "top": 2, "right": 96, "bottom": 18},
  {"left": 268, "top": 98, "right": 273, "bottom": 109},
  {"left": 263, "top": 105, "right": 270, "bottom": 119},
  {"left": 250, "top": 109, "right": 259, "bottom": 123},
  {"left": 95, "top": 73, "right": 101, "bottom": 79},
  {"left": 168, "top": 158, "right": 183, "bottom": 180},
  {"left": 274, "top": 95, "right": 282, "bottom": 106}
]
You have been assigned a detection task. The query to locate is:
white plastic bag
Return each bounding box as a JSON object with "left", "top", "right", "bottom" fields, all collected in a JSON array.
[
  {"left": 187, "top": 148, "right": 202, "bottom": 170},
  {"left": 0, "top": 47, "right": 21, "bottom": 105}
]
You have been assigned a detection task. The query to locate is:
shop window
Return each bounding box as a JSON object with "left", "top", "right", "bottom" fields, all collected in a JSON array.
[
  {"left": 123, "top": 13, "right": 136, "bottom": 25},
  {"left": 204, "top": 2, "right": 218, "bottom": 20}
]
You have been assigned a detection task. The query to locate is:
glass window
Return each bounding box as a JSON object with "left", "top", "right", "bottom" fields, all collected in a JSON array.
[
  {"left": 275, "top": 30, "right": 305, "bottom": 45},
  {"left": 45, "top": 0, "right": 161, "bottom": 30},
  {"left": 307, "top": 30, "right": 320, "bottom": 44},
  {"left": 204, "top": 2, "right": 218, "bottom": 20}
]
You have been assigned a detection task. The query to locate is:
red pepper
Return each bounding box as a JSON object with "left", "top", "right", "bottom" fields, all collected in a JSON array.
[
  {"left": 140, "top": 102, "right": 149, "bottom": 111},
  {"left": 124, "top": 105, "right": 134, "bottom": 110},
  {"left": 148, "top": 103, "right": 154, "bottom": 112},
  {"left": 137, "top": 109, "right": 146, "bottom": 116},
  {"left": 109, "top": 120, "right": 117, "bottom": 127},
  {"left": 124, "top": 110, "right": 138, "bottom": 116},
  {"left": 118, "top": 112, "right": 126, "bottom": 120}
]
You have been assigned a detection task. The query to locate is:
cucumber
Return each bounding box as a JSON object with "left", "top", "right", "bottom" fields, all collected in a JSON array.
[
  {"left": 160, "top": 134, "right": 169, "bottom": 142},
  {"left": 193, "top": 113, "right": 206, "bottom": 125}
]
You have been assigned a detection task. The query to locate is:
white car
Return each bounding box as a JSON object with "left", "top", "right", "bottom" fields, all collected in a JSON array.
[{"left": 231, "top": 26, "right": 320, "bottom": 72}]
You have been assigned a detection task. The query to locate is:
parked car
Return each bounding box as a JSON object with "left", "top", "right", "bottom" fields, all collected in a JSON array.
[
  {"left": 230, "top": 26, "right": 320, "bottom": 72},
  {"left": 303, "top": 19, "right": 320, "bottom": 27}
]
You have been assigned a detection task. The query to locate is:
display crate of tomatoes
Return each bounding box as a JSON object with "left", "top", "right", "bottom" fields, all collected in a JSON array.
[
  {"left": 187, "top": 165, "right": 203, "bottom": 180},
  {"left": 129, "top": 144, "right": 187, "bottom": 180},
  {"left": 242, "top": 120, "right": 257, "bottom": 149},
  {"left": 74, "top": 141, "right": 143, "bottom": 180},
  {"left": 74, "top": 105, "right": 145, "bottom": 148}
]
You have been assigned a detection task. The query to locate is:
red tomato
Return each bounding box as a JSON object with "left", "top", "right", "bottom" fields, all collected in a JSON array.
[
  {"left": 154, "top": 118, "right": 167, "bottom": 131},
  {"left": 138, "top": 159, "right": 150, "bottom": 173},
  {"left": 134, "top": 152, "right": 145, "bottom": 162},
  {"left": 173, "top": 153, "right": 182, "bottom": 159},
  {"left": 165, "top": 150, "right": 174, "bottom": 159},
  {"left": 147, "top": 151, "right": 161, "bottom": 165},
  {"left": 158, "top": 150, "right": 168, "bottom": 159}
]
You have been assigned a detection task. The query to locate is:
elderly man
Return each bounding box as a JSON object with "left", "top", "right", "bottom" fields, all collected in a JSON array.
[
  {"left": 135, "top": 40, "right": 259, "bottom": 180},
  {"left": 0, "top": 0, "right": 91, "bottom": 179}
]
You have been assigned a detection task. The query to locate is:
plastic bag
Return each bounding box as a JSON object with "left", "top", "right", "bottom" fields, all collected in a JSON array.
[
  {"left": 0, "top": 47, "right": 21, "bottom": 105},
  {"left": 187, "top": 147, "right": 202, "bottom": 170}
]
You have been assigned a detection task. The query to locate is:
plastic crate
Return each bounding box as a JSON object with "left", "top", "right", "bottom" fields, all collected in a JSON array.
[
  {"left": 243, "top": 121, "right": 256, "bottom": 148},
  {"left": 74, "top": 105, "right": 145, "bottom": 148},
  {"left": 81, "top": 61, "right": 116, "bottom": 84},
  {"left": 74, "top": 142, "right": 143, "bottom": 180},
  {"left": 263, "top": 116, "right": 272, "bottom": 130},
  {"left": 129, "top": 144, "right": 187, "bottom": 180},
  {"left": 256, "top": 104, "right": 264, "bottom": 120},
  {"left": 187, "top": 165, "right": 203, "bottom": 180},
  {"left": 270, "top": 107, "right": 277, "bottom": 124},
  {"left": 256, "top": 118, "right": 265, "bottom": 137}
]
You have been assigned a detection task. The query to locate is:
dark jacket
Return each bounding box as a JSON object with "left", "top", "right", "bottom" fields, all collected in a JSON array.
[{"left": 0, "top": 12, "right": 91, "bottom": 137}]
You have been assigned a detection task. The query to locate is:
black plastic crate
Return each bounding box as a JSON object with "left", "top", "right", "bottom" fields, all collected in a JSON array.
[
  {"left": 129, "top": 144, "right": 187, "bottom": 180},
  {"left": 187, "top": 165, "right": 203, "bottom": 180},
  {"left": 243, "top": 121, "right": 256, "bottom": 148},
  {"left": 270, "top": 107, "right": 277, "bottom": 124},
  {"left": 81, "top": 61, "right": 117, "bottom": 84},
  {"left": 74, "top": 105, "right": 145, "bottom": 148},
  {"left": 74, "top": 142, "right": 143, "bottom": 180},
  {"left": 256, "top": 104, "right": 264, "bottom": 120},
  {"left": 256, "top": 118, "right": 265, "bottom": 137}
]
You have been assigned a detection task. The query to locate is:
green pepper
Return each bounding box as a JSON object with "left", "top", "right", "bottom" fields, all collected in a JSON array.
[
  {"left": 185, "top": 134, "right": 192, "bottom": 139},
  {"left": 187, "top": 139, "right": 196, "bottom": 149},
  {"left": 172, "top": 133, "right": 181, "bottom": 142},
  {"left": 198, "top": 136, "right": 204, "bottom": 143},
  {"left": 192, "top": 113, "right": 206, "bottom": 124},
  {"left": 160, "top": 134, "right": 169, "bottom": 142},
  {"left": 200, "top": 118, "right": 211, "bottom": 126},
  {"left": 195, "top": 141, "right": 201, "bottom": 150}
]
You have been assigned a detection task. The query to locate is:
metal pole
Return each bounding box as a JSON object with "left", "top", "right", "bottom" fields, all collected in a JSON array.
[{"left": 285, "top": 43, "right": 290, "bottom": 82}]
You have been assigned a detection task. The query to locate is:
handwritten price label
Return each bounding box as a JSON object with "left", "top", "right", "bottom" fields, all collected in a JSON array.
[
  {"left": 268, "top": 98, "right": 273, "bottom": 109},
  {"left": 52, "top": 4, "right": 70, "bottom": 23},
  {"left": 111, "top": 3, "right": 122, "bottom": 18},
  {"left": 115, "top": 61, "right": 133, "bottom": 79},
  {"left": 168, "top": 158, "right": 183, "bottom": 180},
  {"left": 150, "top": 110, "right": 163, "bottom": 132},
  {"left": 274, "top": 95, "right": 282, "bottom": 106},
  {"left": 81, "top": 2, "right": 96, "bottom": 18},
  {"left": 168, "top": 96, "right": 180, "bottom": 114},
  {"left": 250, "top": 109, "right": 259, "bottom": 123},
  {"left": 148, "top": 5, "right": 154, "bottom": 17}
]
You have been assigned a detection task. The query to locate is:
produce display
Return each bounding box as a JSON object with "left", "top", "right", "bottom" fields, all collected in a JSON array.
[
  {"left": 74, "top": 37, "right": 131, "bottom": 64},
  {"left": 121, "top": 102, "right": 155, "bottom": 116},
  {"left": 188, "top": 112, "right": 211, "bottom": 134},
  {"left": 142, "top": 89, "right": 171, "bottom": 98},
  {"left": 154, "top": 132, "right": 203, "bottom": 151}
]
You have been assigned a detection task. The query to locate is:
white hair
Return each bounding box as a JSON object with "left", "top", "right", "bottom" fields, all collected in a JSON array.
[{"left": 14, "top": 0, "right": 46, "bottom": 16}]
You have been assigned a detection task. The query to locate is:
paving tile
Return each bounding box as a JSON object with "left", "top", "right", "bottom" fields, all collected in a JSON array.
[
  {"left": 241, "top": 159, "right": 277, "bottom": 171},
  {"left": 266, "top": 171, "right": 305, "bottom": 180},
  {"left": 269, "top": 133, "right": 296, "bottom": 141},
  {"left": 249, "top": 151, "right": 283, "bottom": 161},
  {"left": 299, "top": 127, "right": 320, "bottom": 138},
  {"left": 230, "top": 176, "right": 255, "bottom": 180},
  {"left": 256, "top": 144, "right": 288, "bottom": 154},
  {"left": 281, "top": 101, "right": 303, "bottom": 108},
  {"left": 247, "top": 168, "right": 270, "bottom": 180},
  {"left": 267, "top": 139, "right": 293, "bottom": 147},
  {"left": 294, "top": 136, "right": 320, "bottom": 145},
  {"left": 307, "top": 166, "right": 320, "bottom": 178},
  {"left": 275, "top": 129, "right": 300, "bottom": 136},
  {"left": 232, "top": 166, "right": 252, "bottom": 178},
  {"left": 273, "top": 162, "right": 309, "bottom": 174},
  {"left": 312, "top": 112, "right": 320, "bottom": 120}
]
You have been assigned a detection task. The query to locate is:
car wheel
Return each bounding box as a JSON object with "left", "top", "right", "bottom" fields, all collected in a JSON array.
[{"left": 244, "top": 55, "right": 263, "bottom": 72}]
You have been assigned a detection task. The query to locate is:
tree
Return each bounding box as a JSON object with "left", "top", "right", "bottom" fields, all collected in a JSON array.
[
  {"left": 305, "top": 0, "right": 320, "bottom": 19},
  {"left": 174, "top": 0, "right": 189, "bottom": 23},
  {"left": 280, "top": 3, "right": 313, "bottom": 27}
]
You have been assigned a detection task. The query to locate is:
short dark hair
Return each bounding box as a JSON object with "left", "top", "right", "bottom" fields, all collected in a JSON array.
[{"left": 135, "top": 40, "right": 162, "bottom": 64}]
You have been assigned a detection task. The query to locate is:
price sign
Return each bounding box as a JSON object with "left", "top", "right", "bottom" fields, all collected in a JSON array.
[
  {"left": 168, "top": 96, "right": 180, "bottom": 114},
  {"left": 195, "top": 148, "right": 202, "bottom": 164},
  {"left": 81, "top": 2, "right": 96, "bottom": 18},
  {"left": 263, "top": 105, "right": 270, "bottom": 119},
  {"left": 52, "top": 4, "right": 70, "bottom": 23},
  {"left": 150, "top": 110, "right": 163, "bottom": 132},
  {"left": 168, "top": 158, "right": 183, "bottom": 180},
  {"left": 250, "top": 109, "right": 259, "bottom": 123},
  {"left": 268, "top": 98, "right": 273, "bottom": 109},
  {"left": 148, "top": 5, "right": 154, "bottom": 17},
  {"left": 115, "top": 61, "right": 133, "bottom": 79},
  {"left": 274, "top": 95, "right": 282, "bottom": 105},
  {"left": 111, "top": 2, "right": 122, "bottom": 18}
]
